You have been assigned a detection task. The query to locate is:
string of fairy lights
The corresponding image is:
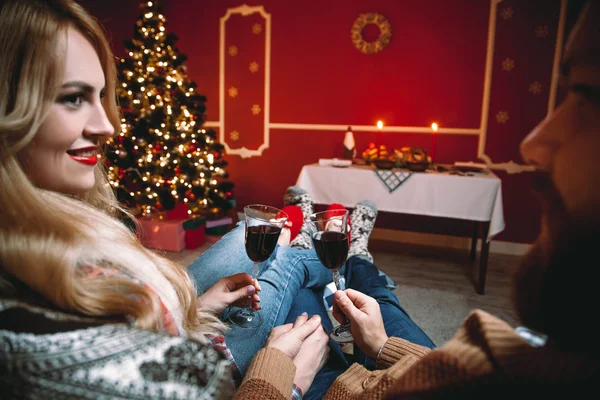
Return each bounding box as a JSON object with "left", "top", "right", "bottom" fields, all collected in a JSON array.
[{"left": 106, "top": 1, "right": 231, "bottom": 216}]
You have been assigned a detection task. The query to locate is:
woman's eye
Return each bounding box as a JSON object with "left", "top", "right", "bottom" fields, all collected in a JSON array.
[{"left": 60, "top": 93, "right": 85, "bottom": 107}]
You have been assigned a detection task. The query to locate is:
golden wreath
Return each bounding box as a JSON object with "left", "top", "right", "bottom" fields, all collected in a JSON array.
[{"left": 350, "top": 13, "right": 392, "bottom": 54}]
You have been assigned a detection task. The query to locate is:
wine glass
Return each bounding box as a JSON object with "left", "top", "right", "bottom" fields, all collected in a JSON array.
[
  {"left": 228, "top": 204, "right": 288, "bottom": 328},
  {"left": 305, "top": 209, "right": 353, "bottom": 343}
]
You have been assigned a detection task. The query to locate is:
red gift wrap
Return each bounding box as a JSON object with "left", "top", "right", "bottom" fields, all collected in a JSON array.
[
  {"left": 185, "top": 226, "right": 206, "bottom": 249},
  {"left": 165, "top": 202, "right": 189, "bottom": 220},
  {"left": 137, "top": 217, "right": 186, "bottom": 252}
]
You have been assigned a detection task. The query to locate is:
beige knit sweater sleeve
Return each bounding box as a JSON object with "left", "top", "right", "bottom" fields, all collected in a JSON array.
[
  {"left": 234, "top": 347, "right": 295, "bottom": 399},
  {"left": 377, "top": 337, "right": 432, "bottom": 369},
  {"left": 324, "top": 338, "right": 431, "bottom": 398},
  {"left": 235, "top": 311, "right": 537, "bottom": 400},
  {"left": 234, "top": 337, "right": 432, "bottom": 399}
]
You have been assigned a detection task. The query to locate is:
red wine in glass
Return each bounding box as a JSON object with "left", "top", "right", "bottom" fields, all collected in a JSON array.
[
  {"left": 245, "top": 225, "right": 282, "bottom": 263},
  {"left": 228, "top": 204, "right": 287, "bottom": 329},
  {"left": 312, "top": 231, "right": 348, "bottom": 271},
  {"left": 307, "top": 209, "right": 354, "bottom": 343}
]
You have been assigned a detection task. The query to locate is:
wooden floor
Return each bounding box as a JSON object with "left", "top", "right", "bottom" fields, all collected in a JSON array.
[{"left": 370, "top": 239, "right": 520, "bottom": 327}]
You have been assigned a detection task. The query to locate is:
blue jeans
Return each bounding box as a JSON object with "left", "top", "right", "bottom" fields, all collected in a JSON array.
[
  {"left": 286, "top": 256, "right": 436, "bottom": 400},
  {"left": 187, "top": 222, "right": 332, "bottom": 373}
]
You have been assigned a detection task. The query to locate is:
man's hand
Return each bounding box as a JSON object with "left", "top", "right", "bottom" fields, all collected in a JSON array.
[
  {"left": 265, "top": 313, "right": 323, "bottom": 359},
  {"left": 291, "top": 314, "right": 330, "bottom": 394},
  {"left": 265, "top": 314, "right": 329, "bottom": 394},
  {"left": 332, "top": 289, "right": 388, "bottom": 359},
  {"left": 196, "top": 273, "right": 261, "bottom": 315}
]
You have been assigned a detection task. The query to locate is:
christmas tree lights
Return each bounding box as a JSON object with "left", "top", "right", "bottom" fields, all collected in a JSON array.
[{"left": 106, "top": 0, "right": 233, "bottom": 216}]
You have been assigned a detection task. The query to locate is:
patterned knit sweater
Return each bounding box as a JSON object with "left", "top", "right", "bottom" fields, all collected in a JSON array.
[
  {"left": 0, "top": 298, "right": 234, "bottom": 399},
  {"left": 236, "top": 310, "right": 599, "bottom": 399},
  {"left": 3, "top": 296, "right": 598, "bottom": 399}
]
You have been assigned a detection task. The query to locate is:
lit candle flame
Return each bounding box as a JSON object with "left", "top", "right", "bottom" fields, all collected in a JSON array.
[
  {"left": 377, "top": 121, "right": 383, "bottom": 130},
  {"left": 431, "top": 122, "right": 439, "bottom": 132}
]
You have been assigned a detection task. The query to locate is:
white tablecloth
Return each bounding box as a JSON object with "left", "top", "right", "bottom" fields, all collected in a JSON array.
[{"left": 296, "top": 164, "right": 505, "bottom": 241}]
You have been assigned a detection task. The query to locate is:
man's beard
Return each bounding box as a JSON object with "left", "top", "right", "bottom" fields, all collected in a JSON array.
[{"left": 513, "top": 173, "right": 599, "bottom": 352}]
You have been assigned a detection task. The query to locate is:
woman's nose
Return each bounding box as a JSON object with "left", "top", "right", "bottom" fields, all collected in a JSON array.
[{"left": 84, "top": 102, "right": 115, "bottom": 139}]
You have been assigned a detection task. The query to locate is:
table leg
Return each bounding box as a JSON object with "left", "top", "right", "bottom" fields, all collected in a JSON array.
[
  {"left": 476, "top": 222, "right": 491, "bottom": 295},
  {"left": 470, "top": 222, "right": 478, "bottom": 262}
]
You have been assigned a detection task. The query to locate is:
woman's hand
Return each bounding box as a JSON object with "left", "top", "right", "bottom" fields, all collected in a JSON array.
[
  {"left": 332, "top": 289, "right": 388, "bottom": 359},
  {"left": 265, "top": 314, "right": 323, "bottom": 359},
  {"left": 265, "top": 314, "right": 329, "bottom": 394},
  {"left": 291, "top": 314, "right": 330, "bottom": 394},
  {"left": 196, "top": 273, "right": 261, "bottom": 315}
]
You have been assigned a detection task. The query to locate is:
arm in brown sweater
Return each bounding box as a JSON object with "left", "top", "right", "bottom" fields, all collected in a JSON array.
[
  {"left": 234, "top": 347, "right": 296, "bottom": 399},
  {"left": 235, "top": 311, "right": 561, "bottom": 400},
  {"left": 376, "top": 337, "right": 432, "bottom": 369},
  {"left": 324, "top": 337, "right": 431, "bottom": 398},
  {"left": 235, "top": 336, "right": 432, "bottom": 399}
]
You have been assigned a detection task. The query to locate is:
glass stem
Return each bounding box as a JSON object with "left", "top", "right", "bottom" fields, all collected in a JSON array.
[
  {"left": 333, "top": 269, "right": 351, "bottom": 326},
  {"left": 242, "top": 262, "right": 260, "bottom": 317},
  {"left": 333, "top": 269, "right": 344, "bottom": 291}
]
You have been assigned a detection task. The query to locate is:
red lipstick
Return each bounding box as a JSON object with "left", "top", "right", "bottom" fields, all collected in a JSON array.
[{"left": 67, "top": 146, "right": 99, "bottom": 166}]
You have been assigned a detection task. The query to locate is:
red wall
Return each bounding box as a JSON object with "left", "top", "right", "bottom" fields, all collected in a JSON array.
[{"left": 82, "top": 0, "right": 566, "bottom": 244}]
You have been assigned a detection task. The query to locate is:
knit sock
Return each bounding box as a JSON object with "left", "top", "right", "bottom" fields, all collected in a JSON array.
[
  {"left": 347, "top": 200, "right": 378, "bottom": 262},
  {"left": 283, "top": 186, "right": 313, "bottom": 250}
]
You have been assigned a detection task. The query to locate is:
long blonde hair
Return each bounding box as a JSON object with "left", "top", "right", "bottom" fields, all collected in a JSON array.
[{"left": 0, "top": 0, "right": 225, "bottom": 340}]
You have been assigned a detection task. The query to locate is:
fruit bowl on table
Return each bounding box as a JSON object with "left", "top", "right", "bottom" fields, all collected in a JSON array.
[
  {"left": 406, "top": 161, "right": 430, "bottom": 172},
  {"left": 372, "top": 158, "right": 396, "bottom": 170}
]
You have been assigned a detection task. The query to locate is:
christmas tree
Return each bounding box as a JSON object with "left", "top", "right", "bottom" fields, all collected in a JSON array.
[{"left": 106, "top": 0, "right": 233, "bottom": 217}]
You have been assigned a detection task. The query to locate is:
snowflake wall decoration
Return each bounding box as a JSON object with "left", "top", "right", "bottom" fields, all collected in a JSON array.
[
  {"left": 496, "top": 111, "right": 509, "bottom": 124},
  {"left": 249, "top": 61, "right": 259, "bottom": 73},
  {"left": 251, "top": 104, "right": 261, "bottom": 115},
  {"left": 228, "top": 86, "right": 239, "bottom": 98},
  {"left": 502, "top": 58, "right": 515, "bottom": 71},
  {"left": 529, "top": 81, "right": 542, "bottom": 94},
  {"left": 535, "top": 25, "right": 549, "bottom": 38},
  {"left": 228, "top": 45, "right": 238, "bottom": 57},
  {"left": 230, "top": 130, "right": 240, "bottom": 141},
  {"left": 500, "top": 7, "right": 514, "bottom": 20},
  {"left": 252, "top": 23, "right": 263, "bottom": 35}
]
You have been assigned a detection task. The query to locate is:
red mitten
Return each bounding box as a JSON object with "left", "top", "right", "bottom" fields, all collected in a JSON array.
[
  {"left": 325, "top": 203, "right": 351, "bottom": 243},
  {"left": 279, "top": 205, "right": 304, "bottom": 242}
]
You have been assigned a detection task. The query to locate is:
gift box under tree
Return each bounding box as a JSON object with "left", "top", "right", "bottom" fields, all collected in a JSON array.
[
  {"left": 183, "top": 215, "right": 206, "bottom": 249},
  {"left": 137, "top": 217, "right": 186, "bottom": 252}
]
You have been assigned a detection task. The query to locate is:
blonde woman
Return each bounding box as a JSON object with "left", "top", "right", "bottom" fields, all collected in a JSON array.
[{"left": 0, "top": 0, "right": 331, "bottom": 398}]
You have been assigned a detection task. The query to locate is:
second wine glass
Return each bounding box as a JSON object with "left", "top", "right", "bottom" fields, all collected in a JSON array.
[
  {"left": 228, "top": 204, "right": 287, "bottom": 329},
  {"left": 306, "top": 208, "right": 353, "bottom": 343}
]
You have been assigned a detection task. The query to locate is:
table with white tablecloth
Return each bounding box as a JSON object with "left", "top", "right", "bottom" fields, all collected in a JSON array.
[{"left": 296, "top": 164, "right": 505, "bottom": 294}]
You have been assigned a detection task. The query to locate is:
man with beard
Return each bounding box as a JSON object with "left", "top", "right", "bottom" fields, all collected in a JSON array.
[{"left": 234, "top": 2, "right": 600, "bottom": 398}]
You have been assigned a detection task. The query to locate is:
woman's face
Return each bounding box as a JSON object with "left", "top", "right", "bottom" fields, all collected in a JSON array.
[{"left": 21, "top": 27, "right": 114, "bottom": 195}]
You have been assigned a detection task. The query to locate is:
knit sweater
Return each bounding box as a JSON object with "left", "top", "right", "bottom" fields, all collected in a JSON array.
[
  {"left": 0, "top": 298, "right": 234, "bottom": 399},
  {"left": 236, "top": 310, "right": 599, "bottom": 399}
]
